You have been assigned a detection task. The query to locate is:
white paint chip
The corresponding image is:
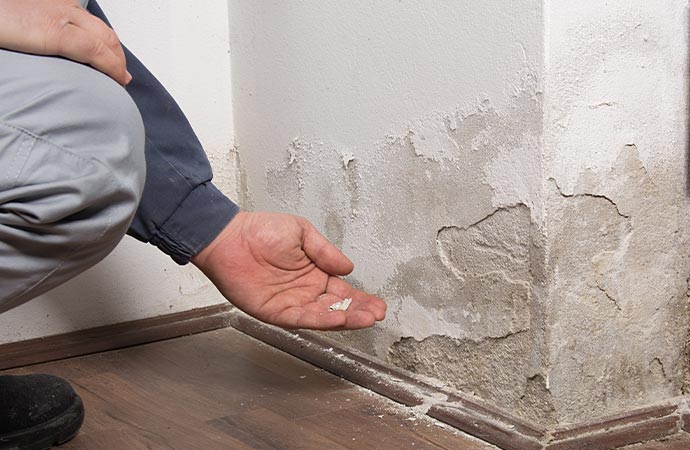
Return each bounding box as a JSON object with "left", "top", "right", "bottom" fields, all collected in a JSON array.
[{"left": 329, "top": 298, "right": 353, "bottom": 311}]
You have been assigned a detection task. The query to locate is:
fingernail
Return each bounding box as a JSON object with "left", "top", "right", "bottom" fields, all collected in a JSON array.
[{"left": 125, "top": 71, "right": 133, "bottom": 84}]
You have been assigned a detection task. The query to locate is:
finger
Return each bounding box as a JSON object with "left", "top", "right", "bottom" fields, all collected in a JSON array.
[
  {"left": 342, "top": 309, "right": 378, "bottom": 329},
  {"left": 55, "top": 16, "right": 129, "bottom": 85},
  {"left": 70, "top": 8, "right": 130, "bottom": 80},
  {"left": 73, "top": 10, "right": 126, "bottom": 58},
  {"left": 350, "top": 293, "right": 387, "bottom": 321},
  {"left": 56, "top": 23, "right": 128, "bottom": 85},
  {"left": 270, "top": 307, "right": 348, "bottom": 330},
  {"left": 301, "top": 219, "right": 354, "bottom": 276}
]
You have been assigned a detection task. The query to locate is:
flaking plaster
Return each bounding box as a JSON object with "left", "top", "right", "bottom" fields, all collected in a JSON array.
[
  {"left": 252, "top": 72, "right": 548, "bottom": 420},
  {"left": 230, "top": 0, "right": 690, "bottom": 426}
]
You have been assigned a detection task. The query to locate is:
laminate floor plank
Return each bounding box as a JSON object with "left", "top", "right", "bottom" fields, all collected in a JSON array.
[
  {"left": 62, "top": 429, "right": 160, "bottom": 450},
  {"left": 3, "top": 327, "right": 497, "bottom": 450},
  {"left": 294, "top": 404, "right": 487, "bottom": 450},
  {"left": 210, "top": 407, "right": 351, "bottom": 450}
]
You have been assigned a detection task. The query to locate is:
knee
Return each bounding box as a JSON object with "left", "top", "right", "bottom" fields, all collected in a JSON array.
[
  {"left": 2, "top": 56, "right": 148, "bottom": 248},
  {"left": 0, "top": 54, "right": 147, "bottom": 308},
  {"left": 60, "top": 80, "right": 146, "bottom": 239},
  {"left": 0, "top": 122, "right": 144, "bottom": 308},
  {"left": 63, "top": 69, "right": 147, "bottom": 215},
  {"left": 3, "top": 54, "right": 147, "bottom": 217}
]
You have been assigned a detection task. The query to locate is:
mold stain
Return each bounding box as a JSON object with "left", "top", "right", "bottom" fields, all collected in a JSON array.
[
  {"left": 388, "top": 332, "right": 555, "bottom": 425},
  {"left": 547, "top": 144, "right": 690, "bottom": 423},
  {"left": 262, "top": 72, "right": 547, "bottom": 422}
]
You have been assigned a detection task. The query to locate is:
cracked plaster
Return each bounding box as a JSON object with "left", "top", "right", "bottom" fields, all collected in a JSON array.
[
  {"left": 542, "top": 0, "right": 690, "bottom": 424},
  {"left": 258, "top": 73, "right": 549, "bottom": 421},
  {"left": 230, "top": 0, "right": 690, "bottom": 429},
  {"left": 545, "top": 145, "right": 690, "bottom": 424}
]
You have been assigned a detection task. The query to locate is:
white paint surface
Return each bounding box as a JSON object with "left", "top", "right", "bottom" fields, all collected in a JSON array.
[
  {"left": 0, "top": 0, "right": 235, "bottom": 343},
  {"left": 543, "top": 0, "right": 690, "bottom": 423},
  {"left": 230, "top": 0, "right": 543, "bottom": 333},
  {"left": 2, "top": 0, "right": 688, "bottom": 427},
  {"left": 229, "top": 0, "right": 543, "bottom": 207},
  {"left": 544, "top": 0, "right": 687, "bottom": 194}
]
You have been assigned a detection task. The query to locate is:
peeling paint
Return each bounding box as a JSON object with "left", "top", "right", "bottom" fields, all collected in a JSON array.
[
  {"left": 546, "top": 144, "right": 690, "bottom": 423},
  {"left": 231, "top": 0, "right": 690, "bottom": 430},
  {"left": 229, "top": 145, "right": 253, "bottom": 210},
  {"left": 266, "top": 138, "right": 309, "bottom": 209},
  {"left": 260, "top": 71, "right": 546, "bottom": 421},
  {"left": 388, "top": 333, "right": 554, "bottom": 425},
  {"left": 406, "top": 115, "right": 461, "bottom": 162}
]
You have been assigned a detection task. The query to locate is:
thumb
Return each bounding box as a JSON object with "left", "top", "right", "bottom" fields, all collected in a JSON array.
[{"left": 301, "top": 219, "right": 354, "bottom": 276}]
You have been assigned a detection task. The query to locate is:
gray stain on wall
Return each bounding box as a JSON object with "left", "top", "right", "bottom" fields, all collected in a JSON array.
[
  {"left": 545, "top": 145, "right": 690, "bottom": 423},
  {"left": 229, "top": 144, "right": 254, "bottom": 210},
  {"left": 262, "top": 72, "right": 553, "bottom": 422}
]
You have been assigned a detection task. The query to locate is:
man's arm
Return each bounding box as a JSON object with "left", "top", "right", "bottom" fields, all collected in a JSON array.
[
  {"left": 86, "top": 0, "right": 241, "bottom": 264},
  {"left": 192, "top": 212, "right": 387, "bottom": 330},
  {"left": 0, "top": 0, "right": 387, "bottom": 330}
]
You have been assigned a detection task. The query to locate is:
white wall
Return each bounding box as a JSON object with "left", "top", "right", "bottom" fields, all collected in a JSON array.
[
  {"left": 229, "top": 0, "right": 547, "bottom": 422},
  {"left": 228, "top": 0, "right": 690, "bottom": 425},
  {"left": 0, "top": 0, "right": 236, "bottom": 343},
  {"left": 230, "top": 0, "right": 543, "bottom": 210},
  {"left": 543, "top": 0, "right": 690, "bottom": 424},
  {"left": 4, "top": 0, "right": 687, "bottom": 426}
]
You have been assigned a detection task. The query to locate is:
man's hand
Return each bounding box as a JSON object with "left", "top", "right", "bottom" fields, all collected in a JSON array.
[
  {"left": 192, "top": 211, "right": 387, "bottom": 330},
  {"left": 0, "top": 0, "right": 130, "bottom": 85}
]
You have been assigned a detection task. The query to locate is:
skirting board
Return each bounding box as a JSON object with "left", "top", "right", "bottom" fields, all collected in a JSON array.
[
  {"left": 0, "top": 303, "right": 686, "bottom": 449},
  {"left": 228, "top": 310, "right": 690, "bottom": 450},
  {"left": 0, "top": 303, "right": 232, "bottom": 371}
]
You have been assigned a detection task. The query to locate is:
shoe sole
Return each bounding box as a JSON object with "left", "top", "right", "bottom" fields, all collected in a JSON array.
[{"left": 0, "top": 396, "right": 84, "bottom": 450}]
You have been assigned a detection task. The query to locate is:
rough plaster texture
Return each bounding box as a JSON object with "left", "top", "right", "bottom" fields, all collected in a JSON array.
[
  {"left": 0, "top": 1, "right": 235, "bottom": 343},
  {"left": 5, "top": 0, "right": 685, "bottom": 428},
  {"left": 543, "top": 0, "right": 690, "bottom": 424},
  {"left": 230, "top": 0, "right": 690, "bottom": 426},
  {"left": 230, "top": 0, "right": 551, "bottom": 424}
]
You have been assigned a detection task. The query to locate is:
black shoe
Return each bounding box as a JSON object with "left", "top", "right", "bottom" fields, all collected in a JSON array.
[{"left": 0, "top": 374, "right": 84, "bottom": 450}]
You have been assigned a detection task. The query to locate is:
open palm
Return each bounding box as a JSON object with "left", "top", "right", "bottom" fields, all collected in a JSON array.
[{"left": 192, "top": 211, "right": 387, "bottom": 330}]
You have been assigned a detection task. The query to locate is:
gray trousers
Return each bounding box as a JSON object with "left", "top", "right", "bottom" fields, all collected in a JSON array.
[{"left": 0, "top": 48, "right": 146, "bottom": 313}]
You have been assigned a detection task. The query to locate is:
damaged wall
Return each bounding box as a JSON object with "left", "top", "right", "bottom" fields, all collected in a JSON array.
[
  {"left": 229, "top": 0, "right": 690, "bottom": 426},
  {"left": 229, "top": 0, "right": 551, "bottom": 424},
  {"left": 544, "top": 0, "right": 690, "bottom": 424}
]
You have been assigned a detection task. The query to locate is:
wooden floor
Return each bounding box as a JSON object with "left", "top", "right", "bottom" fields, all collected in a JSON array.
[{"left": 2, "top": 327, "right": 497, "bottom": 450}]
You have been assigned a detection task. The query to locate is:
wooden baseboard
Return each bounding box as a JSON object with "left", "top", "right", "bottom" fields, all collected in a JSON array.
[
  {"left": 0, "top": 304, "right": 684, "bottom": 449},
  {"left": 0, "top": 303, "right": 232, "bottom": 371},
  {"left": 228, "top": 310, "right": 689, "bottom": 450}
]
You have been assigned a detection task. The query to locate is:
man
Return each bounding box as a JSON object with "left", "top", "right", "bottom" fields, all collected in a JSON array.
[{"left": 0, "top": 1, "right": 387, "bottom": 448}]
